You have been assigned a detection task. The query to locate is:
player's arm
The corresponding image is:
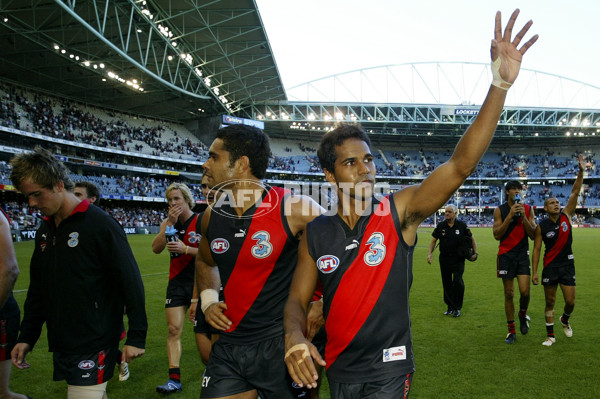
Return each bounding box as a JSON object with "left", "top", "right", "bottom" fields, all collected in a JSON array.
[
  {"left": 564, "top": 154, "right": 585, "bottom": 218},
  {"left": 493, "top": 206, "right": 513, "bottom": 241},
  {"left": 531, "top": 225, "right": 543, "bottom": 285},
  {"left": 0, "top": 212, "right": 19, "bottom": 308},
  {"left": 393, "top": 10, "right": 538, "bottom": 236},
  {"left": 285, "top": 194, "right": 325, "bottom": 238},
  {"left": 284, "top": 233, "right": 325, "bottom": 389},
  {"left": 151, "top": 218, "right": 169, "bottom": 254},
  {"left": 426, "top": 237, "right": 437, "bottom": 264},
  {"left": 523, "top": 205, "right": 537, "bottom": 239},
  {"left": 196, "top": 209, "right": 230, "bottom": 331}
]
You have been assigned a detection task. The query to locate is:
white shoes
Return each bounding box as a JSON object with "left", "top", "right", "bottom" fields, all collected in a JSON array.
[
  {"left": 542, "top": 337, "right": 556, "bottom": 346},
  {"left": 561, "top": 321, "right": 573, "bottom": 338},
  {"left": 119, "top": 361, "right": 130, "bottom": 381}
]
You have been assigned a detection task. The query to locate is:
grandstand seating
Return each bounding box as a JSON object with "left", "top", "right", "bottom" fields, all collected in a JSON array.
[{"left": 2, "top": 81, "right": 600, "bottom": 229}]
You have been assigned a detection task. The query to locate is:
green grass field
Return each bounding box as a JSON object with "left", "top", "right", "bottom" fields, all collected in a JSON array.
[{"left": 8, "top": 228, "right": 600, "bottom": 398}]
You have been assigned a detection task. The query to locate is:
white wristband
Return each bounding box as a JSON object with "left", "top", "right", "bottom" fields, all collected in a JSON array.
[
  {"left": 491, "top": 57, "right": 512, "bottom": 90},
  {"left": 200, "top": 289, "right": 219, "bottom": 314}
]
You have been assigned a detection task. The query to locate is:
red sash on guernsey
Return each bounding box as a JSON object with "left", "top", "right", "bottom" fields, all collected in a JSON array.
[
  {"left": 169, "top": 214, "right": 199, "bottom": 280},
  {"left": 222, "top": 188, "right": 287, "bottom": 333},
  {"left": 498, "top": 204, "right": 531, "bottom": 255},
  {"left": 324, "top": 197, "right": 398, "bottom": 369},
  {"left": 543, "top": 214, "right": 570, "bottom": 267}
]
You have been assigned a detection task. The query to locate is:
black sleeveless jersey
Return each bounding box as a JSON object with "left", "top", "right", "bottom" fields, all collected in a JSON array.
[
  {"left": 497, "top": 202, "right": 532, "bottom": 256},
  {"left": 539, "top": 212, "right": 574, "bottom": 268},
  {"left": 306, "top": 195, "right": 416, "bottom": 383},
  {"left": 207, "top": 187, "right": 297, "bottom": 344}
]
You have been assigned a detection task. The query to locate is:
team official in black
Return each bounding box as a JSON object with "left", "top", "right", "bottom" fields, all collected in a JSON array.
[{"left": 428, "top": 205, "right": 477, "bottom": 317}]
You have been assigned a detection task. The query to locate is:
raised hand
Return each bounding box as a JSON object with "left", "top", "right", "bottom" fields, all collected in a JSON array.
[{"left": 491, "top": 9, "right": 539, "bottom": 87}]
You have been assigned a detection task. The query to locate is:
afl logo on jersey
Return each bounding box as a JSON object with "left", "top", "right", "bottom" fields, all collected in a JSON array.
[
  {"left": 317, "top": 255, "right": 339, "bottom": 274},
  {"left": 561, "top": 221, "right": 568, "bottom": 232},
  {"left": 78, "top": 360, "right": 95, "bottom": 370},
  {"left": 546, "top": 231, "right": 555, "bottom": 238},
  {"left": 211, "top": 238, "right": 230, "bottom": 254}
]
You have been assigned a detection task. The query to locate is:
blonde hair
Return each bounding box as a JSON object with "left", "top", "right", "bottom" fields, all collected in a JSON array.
[{"left": 165, "top": 183, "right": 194, "bottom": 209}]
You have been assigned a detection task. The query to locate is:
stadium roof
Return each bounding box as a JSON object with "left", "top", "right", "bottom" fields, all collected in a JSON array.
[{"left": 0, "top": 0, "right": 286, "bottom": 122}]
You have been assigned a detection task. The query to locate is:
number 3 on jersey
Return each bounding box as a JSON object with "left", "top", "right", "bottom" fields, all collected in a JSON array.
[
  {"left": 251, "top": 231, "right": 273, "bottom": 259},
  {"left": 364, "top": 232, "right": 386, "bottom": 266}
]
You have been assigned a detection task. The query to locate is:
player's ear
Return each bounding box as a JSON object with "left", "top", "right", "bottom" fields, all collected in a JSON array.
[
  {"left": 234, "top": 155, "right": 250, "bottom": 174},
  {"left": 323, "top": 168, "right": 337, "bottom": 185}
]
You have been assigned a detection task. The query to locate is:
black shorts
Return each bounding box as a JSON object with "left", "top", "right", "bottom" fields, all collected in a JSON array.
[
  {"left": 497, "top": 251, "right": 530, "bottom": 279},
  {"left": 542, "top": 262, "right": 576, "bottom": 287},
  {"left": 311, "top": 326, "right": 327, "bottom": 357},
  {"left": 53, "top": 347, "right": 118, "bottom": 385},
  {"left": 0, "top": 295, "right": 20, "bottom": 361},
  {"left": 194, "top": 310, "right": 219, "bottom": 336},
  {"left": 329, "top": 373, "right": 413, "bottom": 399},
  {"left": 200, "top": 335, "right": 295, "bottom": 399},
  {"left": 165, "top": 278, "right": 194, "bottom": 308}
]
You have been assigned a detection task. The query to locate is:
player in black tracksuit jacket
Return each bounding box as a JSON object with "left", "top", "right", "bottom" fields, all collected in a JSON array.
[
  {"left": 18, "top": 201, "right": 147, "bottom": 356},
  {"left": 10, "top": 147, "right": 147, "bottom": 396}
]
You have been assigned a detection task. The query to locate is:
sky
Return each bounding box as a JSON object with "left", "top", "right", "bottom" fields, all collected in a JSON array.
[{"left": 255, "top": 0, "right": 600, "bottom": 95}]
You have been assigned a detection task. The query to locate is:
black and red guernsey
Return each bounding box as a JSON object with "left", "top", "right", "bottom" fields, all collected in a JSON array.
[
  {"left": 497, "top": 202, "right": 533, "bottom": 255},
  {"left": 169, "top": 213, "right": 199, "bottom": 281},
  {"left": 539, "top": 212, "right": 574, "bottom": 267},
  {"left": 207, "top": 186, "right": 297, "bottom": 344},
  {"left": 306, "top": 195, "right": 415, "bottom": 384}
]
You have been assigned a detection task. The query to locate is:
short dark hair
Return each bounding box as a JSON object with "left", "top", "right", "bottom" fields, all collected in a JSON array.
[
  {"left": 75, "top": 181, "right": 101, "bottom": 205},
  {"left": 504, "top": 180, "right": 523, "bottom": 193},
  {"left": 10, "top": 146, "right": 74, "bottom": 191},
  {"left": 216, "top": 124, "right": 271, "bottom": 179},
  {"left": 317, "top": 123, "right": 371, "bottom": 173}
]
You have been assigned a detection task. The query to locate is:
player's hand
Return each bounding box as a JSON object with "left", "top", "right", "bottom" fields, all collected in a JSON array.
[
  {"left": 469, "top": 253, "right": 478, "bottom": 262},
  {"left": 426, "top": 254, "right": 433, "bottom": 264},
  {"left": 284, "top": 332, "right": 326, "bottom": 389},
  {"left": 166, "top": 239, "right": 185, "bottom": 254},
  {"left": 188, "top": 302, "right": 197, "bottom": 323},
  {"left": 167, "top": 205, "right": 182, "bottom": 224},
  {"left": 306, "top": 300, "right": 324, "bottom": 342},
  {"left": 532, "top": 272, "right": 539, "bottom": 285},
  {"left": 511, "top": 202, "right": 525, "bottom": 218},
  {"left": 577, "top": 154, "right": 585, "bottom": 172},
  {"left": 11, "top": 343, "right": 32, "bottom": 369},
  {"left": 204, "top": 302, "right": 232, "bottom": 331},
  {"left": 490, "top": 9, "right": 538, "bottom": 85},
  {"left": 122, "top": 345, "right": 145, "bottom": 363}
]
